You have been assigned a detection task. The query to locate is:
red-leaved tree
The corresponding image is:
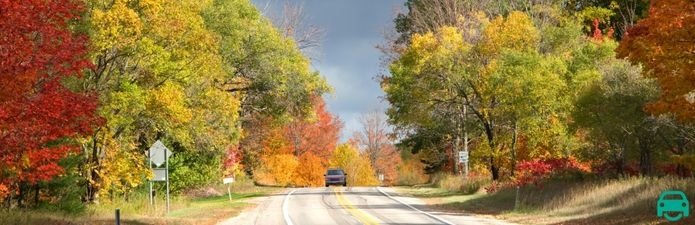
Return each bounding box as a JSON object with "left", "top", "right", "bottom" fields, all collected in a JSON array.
[{"left": 0, "top": 0, "right": 99, "bottom": 202}]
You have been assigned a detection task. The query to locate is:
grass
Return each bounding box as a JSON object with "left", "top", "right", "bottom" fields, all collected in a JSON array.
[
  {"left": 0, "top": 182, "right": 279, "bottom": 225},
  {"left": 396, "top": 176, "right": 695, "bottom": 225}
]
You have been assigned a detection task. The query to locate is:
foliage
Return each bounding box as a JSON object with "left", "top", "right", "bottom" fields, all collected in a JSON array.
[
  {"left": 617, "top": 0, "right": 695, "bottom": 124},
  {"left": 352, "top": 112, "right": 400, "bottom": 185},
  {"left": 169, "top": 151, "right": 224, "bottom": 194},
  {"left": 293, "top": 152, "right": 326, "bottom": 187},
  {"left": 39, "top": 155, "right": 86, "bottom": 214},
  {"left": 255, "top": 154, "right": 298, "bottom": 187},
  {"left": 396, "top": 157, "right": 430, "bottom": 186},
  {"left": 572, "top": 57, "right": 660, "bottom": 175},
  {"left": 330, "top": 144, "right": 379, "bottom": 186},
  {"left": 384, "top": 10, "right": 607, "bottom": 180},
  {"left": 0, "top": 0, "right": 100, "bottom": 206},
  {"left": 283, "top": 98, "right": 342, "bottom": 162},
  {"left": 514, "top": 157, "right": 591, "bottom": 187}
]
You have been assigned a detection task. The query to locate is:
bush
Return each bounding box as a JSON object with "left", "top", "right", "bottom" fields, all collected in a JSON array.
[
  {"left": 38, "top": 155, "right": 86, "bottom": 214},
  {"left": 169, "top": 151, "right": 224, "bottom": 193},
  {"left": 254, "top": 154, "right": 298, "bottom": 186},
  {"left": 396, "top": 157, "right": 429, "bottom": 186},
  {"left": 514, "top": 156, "right": 591, "bottom": 187}
]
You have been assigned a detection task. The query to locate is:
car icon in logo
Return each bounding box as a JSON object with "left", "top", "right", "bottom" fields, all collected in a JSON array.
[{"left": 657, "top": 190, "right": 690, "bottom": 222}]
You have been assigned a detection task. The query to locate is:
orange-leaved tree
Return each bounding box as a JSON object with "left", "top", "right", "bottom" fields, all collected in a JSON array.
[
  {"left": 294, "top": 152, "right": 326, "bottom": 186},
  {"left": 285, "top": 98, "right": 342, "bottom": 162},
  {"left": 617, "top": 0, "right": 695, "bottom": 123}
]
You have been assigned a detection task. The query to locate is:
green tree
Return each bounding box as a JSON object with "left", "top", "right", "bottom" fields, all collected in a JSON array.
[{"left": 573, "top": 58, "right": 659, "bottom": 175}]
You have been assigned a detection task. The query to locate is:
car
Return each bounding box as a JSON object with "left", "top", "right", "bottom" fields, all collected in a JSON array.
[
  {"left": 657, "top": 190, "right": 690, "bottom": 222},
  {"left": 324, "top": 168, "right": 347, "bottom": 187}
]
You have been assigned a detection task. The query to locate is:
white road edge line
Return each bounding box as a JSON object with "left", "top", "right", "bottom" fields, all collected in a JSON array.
[
  {"left": 376, "top": 186, "right": 455, "bottom": 225},
  {"left": 283, "top": 189, "right": 297, "bottom": 225}
]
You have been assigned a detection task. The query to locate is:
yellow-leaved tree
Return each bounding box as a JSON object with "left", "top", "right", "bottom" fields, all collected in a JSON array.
[{"left": 330, "top": 144, "right": 378, "bottom": 186}]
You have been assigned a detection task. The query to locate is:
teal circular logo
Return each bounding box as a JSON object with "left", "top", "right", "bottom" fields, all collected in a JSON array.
[{"left": 657, "top": 190, "right": 690, "bottom": 222}]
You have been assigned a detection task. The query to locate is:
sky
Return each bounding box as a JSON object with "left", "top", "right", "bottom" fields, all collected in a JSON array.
[{"left": 252, "top": 0, "right": 406, "bottom": 141}]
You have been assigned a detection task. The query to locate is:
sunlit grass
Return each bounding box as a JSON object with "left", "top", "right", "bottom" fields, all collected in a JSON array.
[
  {"left": 0, "top": 181, "right": 279, "bottom": 225},
  {"left": 397, "top": 176, "right": 695, "bottom": 225}
]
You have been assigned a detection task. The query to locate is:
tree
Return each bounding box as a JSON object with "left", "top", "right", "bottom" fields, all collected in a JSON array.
[
  {"left": 285, "top": 98, "right": 342, "bottom": 162},
  {"left": 617, "top": 0, "right": 695, "bottom": 124},
  {"left": 0, "top": 0, "right": 99, "bottom": 207},
  {"left": 573, "top": 59, "right": 659, "bottom": 175},
  {"left": 293, "top": 152, "right": 326, "bottom": 187},
  {"left": 384, "top": 7, "right": 621, "bottom": 180},
  {"left": 330, "top": 144, "right": 379, "bottom": 186},
  {"left": 352, "top": 111, "right": 400, "bottom": 184},
  {"left": 80, "top": 0, "right": 243, "bottom": 201},
  {"left": 204, "top": 0, "right": 331, "bottom": 179},
  {"left": 267, "top": 0, "right": 325, "bottom": 57}
]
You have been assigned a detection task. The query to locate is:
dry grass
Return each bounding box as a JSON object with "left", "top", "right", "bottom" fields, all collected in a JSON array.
[
  {"left": 397, "top": 176, "right": 695, "bottom": 225},
  {"left": 430, "top": 173, "right": 490, "bottom": 194},
  {"left": 0, "top": 182, "right": 279, "bottom": 225}
]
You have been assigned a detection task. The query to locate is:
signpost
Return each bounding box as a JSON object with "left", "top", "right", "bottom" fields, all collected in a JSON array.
[
  {"left": 223, "top": 177, "right": 235, "bottom": 201},
  {"left": 459, "top": 150, "right": 469, "bottom": 177},
  {"left": 148, "top": 140, "right": 173, "bottom": 214}
]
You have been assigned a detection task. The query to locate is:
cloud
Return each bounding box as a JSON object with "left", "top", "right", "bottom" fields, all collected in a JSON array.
[{"left": 252, "top": 0, "right": 404, "bottom": 141}]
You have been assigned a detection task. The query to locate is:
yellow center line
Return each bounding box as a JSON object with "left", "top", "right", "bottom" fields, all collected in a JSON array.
[{"left": 334, "top": 187, "right": 380, "bottom": 225}]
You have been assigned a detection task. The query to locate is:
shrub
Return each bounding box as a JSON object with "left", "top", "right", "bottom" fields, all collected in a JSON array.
[
  {"left": 169, "top": 151, "right": 224, "bottom": 193},
  {"left": 396, "top": 157, "right": 429, "bottom": 186},
  {"left": 255, "top": 154, "right": 299, "bottom": 186},
  {"left": 514, "top": 157, "right": 591, "bottom": 187}
]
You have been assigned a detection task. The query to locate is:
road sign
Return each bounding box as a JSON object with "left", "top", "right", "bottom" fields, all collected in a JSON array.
[
  {"left": 149, "top": 140, "right": 173, "bottom": 167},
  {"left": 152, "top": 168, "right": 167, "bottom": 181},
  {"left": 223, "top": 177, "right": 235, "bottom": 184},
  {"left": 458, "top": 151, "right": 469, "bottom": 162},
  {"left": 148, "top": 140, "right": 172, "bottom": 214}
]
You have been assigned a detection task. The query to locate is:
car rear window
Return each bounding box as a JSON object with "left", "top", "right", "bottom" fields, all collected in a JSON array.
[
  {"left": 327, "top": 170, "right": 343, "bottom": 175},
  {"left": 663, "top": 194, "right": 686, "bottom": 200}
]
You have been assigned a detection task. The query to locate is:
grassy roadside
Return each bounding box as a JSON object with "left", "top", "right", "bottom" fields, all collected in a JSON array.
[
  {"left": 395, "top": 176, "right": 695, "bottom": 225},
  {"left": 0, "top": 184, "right": 280, "bottom": 225}
]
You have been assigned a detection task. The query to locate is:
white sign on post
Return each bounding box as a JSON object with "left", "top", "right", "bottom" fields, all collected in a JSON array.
[
  {"left": 152, "top": 168, "right": 167, "bottom": 181},
  {"left": 458, "top": 151, "right": 469, "bottom": 162},
  {"left": 223, "top": 177, "right": 235, "bottom": 201},
  {"left": 147, "top": 140, "right": 172, "bottom": 214},
  {"left": 149, "top": 140, "right": 173, "bottom": 167}
]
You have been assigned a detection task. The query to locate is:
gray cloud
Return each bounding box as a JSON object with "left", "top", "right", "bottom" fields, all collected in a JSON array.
[{"left": 253, "top": 0, "right": 404, "bottom": 141}]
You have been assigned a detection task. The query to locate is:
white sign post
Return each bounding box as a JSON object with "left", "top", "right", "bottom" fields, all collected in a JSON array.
[
  {"left": 148, "top": 140, "right": 173, "bottom": 214},
  {"left": 459, "top": 151, "right": 469, "bottom": 177},
  {"left": 223, "top": 177, "right": 235, "bottom": 201}
]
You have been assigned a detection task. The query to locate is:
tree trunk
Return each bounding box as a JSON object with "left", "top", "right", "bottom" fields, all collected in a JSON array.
[
  {"left": 33, "top": 184, "right": 39, "bottom": 206},
  {"left": 490, "top": 157, "right": 500, "bottom": 180},
  {"left": 483, "top": 121, "right": 499, "bottom": 180},
  {"left": 85, "top": 135, "right": 100, "bottom": 203},
  {"left": 16, "top": 182, "right": 25, "bottom": 208},
  {"left": 510, "top": 122, "right": 518, "bottom": 177},
  {"left": 638, "top": 138, "right": 652, "bottom": 176}
]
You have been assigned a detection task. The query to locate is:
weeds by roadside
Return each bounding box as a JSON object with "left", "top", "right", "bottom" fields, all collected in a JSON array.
[
  {"left": 397, "top": 176, "right": 695, "bottom": 225},
  {"left": 0, "top": 181, "right": 278, "bottom": 225}
]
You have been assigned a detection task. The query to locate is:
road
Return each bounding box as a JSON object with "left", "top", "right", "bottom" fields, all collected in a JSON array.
[{"left": 219, "top": 186, "right": 515, "bottom": 225}]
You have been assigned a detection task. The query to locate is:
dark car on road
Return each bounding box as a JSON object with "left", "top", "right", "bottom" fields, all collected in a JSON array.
[{"left": 325, "top": 168, "right": 347, "bottom": 187}]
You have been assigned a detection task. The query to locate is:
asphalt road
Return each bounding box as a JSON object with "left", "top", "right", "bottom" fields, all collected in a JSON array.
[{"left": 219, "top": 186, "right": 515, "bottom": 225}]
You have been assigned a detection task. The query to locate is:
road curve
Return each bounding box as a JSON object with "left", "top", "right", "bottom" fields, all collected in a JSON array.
[{"left": 218, "top": 186, "right": 516, "bottom": 225}]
